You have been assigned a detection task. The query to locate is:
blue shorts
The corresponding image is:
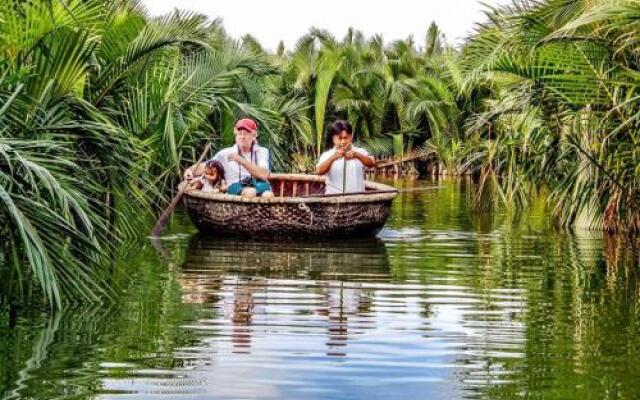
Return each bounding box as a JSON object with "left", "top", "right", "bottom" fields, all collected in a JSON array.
[{"left": 227, "top": 179, "right": 272, "bottom": 196}]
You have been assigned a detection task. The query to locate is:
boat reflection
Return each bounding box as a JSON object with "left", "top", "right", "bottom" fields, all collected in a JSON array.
[{"left": 177, "top": 235, "right": 391, "bottom": 356}]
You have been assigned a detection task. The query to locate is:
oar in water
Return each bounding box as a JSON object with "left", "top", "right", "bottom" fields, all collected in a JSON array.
[{"left": 150, "top": 143, "right": 212, "bottom": 237}]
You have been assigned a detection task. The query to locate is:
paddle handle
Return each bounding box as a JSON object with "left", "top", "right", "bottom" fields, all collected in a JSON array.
[
  {"left": 342, "top": 157, "right": 346, "bottom": 194},
  {"left": 341, "top": 144, "right": 353, "bottom": 194},
  {"left": 150, "top": 143, "right": 212, "bottom": 237}
]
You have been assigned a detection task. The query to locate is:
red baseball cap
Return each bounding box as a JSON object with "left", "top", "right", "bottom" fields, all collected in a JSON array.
[{"left": 234, "top": 118, "right": 258, "bottom": 133}]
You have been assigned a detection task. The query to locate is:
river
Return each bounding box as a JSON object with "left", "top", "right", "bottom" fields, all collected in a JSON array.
[{"left": 1, "top": 179, "right": 639, "bottom": 399}]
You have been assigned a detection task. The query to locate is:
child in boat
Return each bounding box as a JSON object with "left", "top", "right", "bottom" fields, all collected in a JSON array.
[{"left": 192, "top": 160, "right": 227, "bottom": 193}]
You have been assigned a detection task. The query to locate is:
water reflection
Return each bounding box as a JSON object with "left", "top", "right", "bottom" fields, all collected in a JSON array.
[
  {"left": 182, "top": 236, "right": 391, "bottom": 281},
  {"left": 1, "top": 312, "right": 61, "bottom": 400},
  {"left": 1, "top": 181, "right": 639, "bottom": 400},
  {"left": 178, "top": 236, "right": 391, "bottom": 358}
]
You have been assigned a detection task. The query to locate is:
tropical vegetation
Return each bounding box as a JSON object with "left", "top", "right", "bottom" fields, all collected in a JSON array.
[{"left": 0, "top": 0, "right": 638, "bottom": 308}]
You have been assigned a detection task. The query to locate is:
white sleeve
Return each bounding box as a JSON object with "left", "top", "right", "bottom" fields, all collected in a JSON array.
[
  {"left": 212, "top": 150, "right": 224, "bottom": 163},
  {"left": 358, "top": 147, "right": 370, "bottom": 156},
  {"left": 257, "top": 148, "right": 270, "bottom": 171},
  {"left": 317, "top": 150, "right": 332, "bottom": 166}
]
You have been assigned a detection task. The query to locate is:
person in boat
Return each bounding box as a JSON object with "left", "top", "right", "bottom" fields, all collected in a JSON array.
[
  {"left": 185, "top": 118, "right": 274, "bottom": 198},
  {"left": 315, "top": 120, "right": 376, "bottom": 194},
  {"left": 190, "top": 160, "right": 227, "bottom": 193}
]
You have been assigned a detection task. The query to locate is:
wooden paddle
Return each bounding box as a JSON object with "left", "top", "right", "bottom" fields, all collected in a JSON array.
[
  {"left": 342, "top": 156, "right": 347, "bottom": 194},
  {"left": 341, "top": 144, "right": 352, "bottom": 194},
  {"left": 150, "top": 143, "right": 212, "bottom": 237}
]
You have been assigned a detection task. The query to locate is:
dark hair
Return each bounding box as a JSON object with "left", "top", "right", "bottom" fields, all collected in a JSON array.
[
  {"left": 325, "top": 119, "right": 353, "bottom": 149},
  {"left": 205, "top": 160, "right": 225, "bottom": 181}
]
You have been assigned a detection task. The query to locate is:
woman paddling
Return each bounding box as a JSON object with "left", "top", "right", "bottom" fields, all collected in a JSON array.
[{"left": 315, "top": 120, "right": 376, "bottom": 194}]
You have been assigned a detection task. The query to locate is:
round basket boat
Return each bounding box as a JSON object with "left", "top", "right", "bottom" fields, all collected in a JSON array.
[{"left": 183, "top": 173, "right": 398, "bottom": 238}]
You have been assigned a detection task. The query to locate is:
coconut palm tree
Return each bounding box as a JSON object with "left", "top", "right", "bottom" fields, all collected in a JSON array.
[
  {"left": 460, "top": 0, "right": 639, "bottom": 233},
  {"left": 0, "top": 0, "right": 297, "bottom": 308}
]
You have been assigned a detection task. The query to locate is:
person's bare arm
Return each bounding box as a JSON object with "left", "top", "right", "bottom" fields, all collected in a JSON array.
[
  {"left": 186, "top": 178, "right": 203, "bottom": 190},
  {"left": 184, "top": 163, "right": 206, "bottom": 180},
  {"left": 228, "top": 154, "right": 270, "bottom": 180},
  {"left": 315, "top": 149, "right": 344, "bottom": 175},
  {"left": 349, "top": 150, "right": 376, "bottom": 168}
]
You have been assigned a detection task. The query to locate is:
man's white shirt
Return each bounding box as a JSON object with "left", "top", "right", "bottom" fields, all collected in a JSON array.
[
  {"left": 211, "top": 144, "right": 270, "bottom": 185},
  {"left": 317, "top": 146, "right": 369, "bottom": 194}
]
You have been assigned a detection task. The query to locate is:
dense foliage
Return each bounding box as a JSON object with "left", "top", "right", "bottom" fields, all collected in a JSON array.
[{"left": 0, "top": 0, "right": 638, "bottom": 308}]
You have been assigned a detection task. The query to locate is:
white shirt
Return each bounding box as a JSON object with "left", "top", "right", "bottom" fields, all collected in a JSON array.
[
  {"left": 317, "top": 146, "right": 369, "bottom": 194},
  {"left": 211, "top": 144, "right": 270, "bottom": 185}
]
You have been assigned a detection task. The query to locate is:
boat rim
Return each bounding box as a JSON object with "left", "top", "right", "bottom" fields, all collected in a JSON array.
[{"left": 183, "top": 173, "right": 398, "bottom": 204}]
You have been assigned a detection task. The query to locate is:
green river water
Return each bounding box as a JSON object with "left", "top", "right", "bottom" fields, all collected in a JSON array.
[{"left": 1, "top": 179, "right": 639, "bottom": 399}]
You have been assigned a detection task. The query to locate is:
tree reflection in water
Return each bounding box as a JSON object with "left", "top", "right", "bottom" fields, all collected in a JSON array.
[{"left": 3, "top": 180, "right": 639, "bottom": 399}]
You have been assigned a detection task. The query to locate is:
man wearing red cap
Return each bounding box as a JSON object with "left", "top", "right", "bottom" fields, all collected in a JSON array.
[{"left": 185, "top": 118, "right": 274, "bottom": 198}]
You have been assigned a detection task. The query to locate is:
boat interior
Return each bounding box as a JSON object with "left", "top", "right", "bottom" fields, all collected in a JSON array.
[
  {"left": 267, "top": 173, "right": 383, "bottom": 198},
  {"left": 268, "top": 174, "right": 326, "bottom": 197}
]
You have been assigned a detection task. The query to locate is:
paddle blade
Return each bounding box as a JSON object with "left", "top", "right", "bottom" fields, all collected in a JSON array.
[{"left": 150, "top": 189, "right": 185, "bottom": 237}]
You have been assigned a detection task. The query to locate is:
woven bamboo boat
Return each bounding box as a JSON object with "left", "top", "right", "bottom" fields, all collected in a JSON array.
[{"left": 183, "top": 173, "right": 398, "bottom": 238}]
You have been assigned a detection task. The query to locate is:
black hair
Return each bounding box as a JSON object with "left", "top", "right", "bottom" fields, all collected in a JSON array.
[
  {"left": 325, "top": 119, "right": 353, "bottom": 149},
  {"left": 205, "top": 160, "right": 225, "bottom": 182}
]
